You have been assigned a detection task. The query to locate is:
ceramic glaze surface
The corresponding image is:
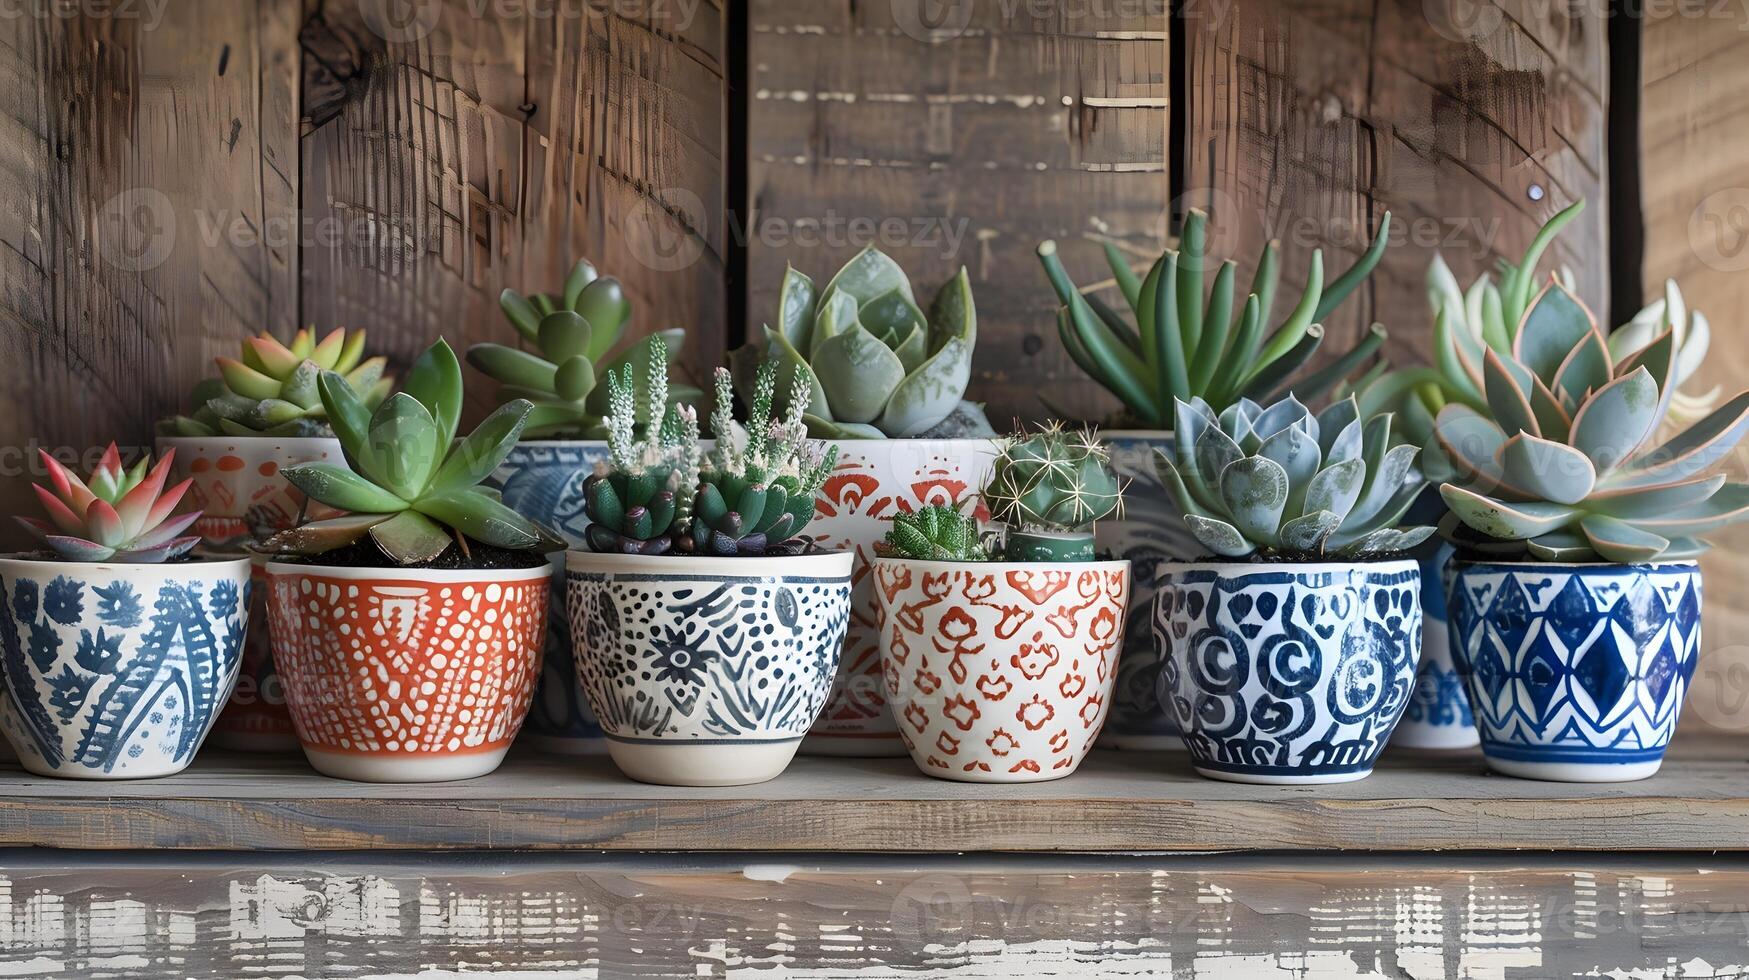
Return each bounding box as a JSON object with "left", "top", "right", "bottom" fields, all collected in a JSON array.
[
  {"left": 209, "top": 558, "right": 297, "bottom": 750},
  {"left": 264, "top": 563, "right": 548, "bottom": 779},
  {"left": 802, "top": 439, "right": 996, "bottom": 755},
  {"left": 0, "top": 556, "right": 250, "bottom": 778},
  {"left": 1095, "top": 431, "right": 1197, "bottom": 749},
  {"left": 1154, "top": 561, "right": 1421, "bottom": 784},
  {"left": 1446, "top": 561, "right": 1700, "bottom": 781},
  {"left": 872, "top": 558, "right": 1129, "bottom": 782},
  {"left": 1394, "top": 542, "right": 1478, "bottom": 749}
]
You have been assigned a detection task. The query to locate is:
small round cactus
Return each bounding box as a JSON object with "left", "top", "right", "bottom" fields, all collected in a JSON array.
[{"left": 982, "top": 424, "right": 1121, "bottom": 561}]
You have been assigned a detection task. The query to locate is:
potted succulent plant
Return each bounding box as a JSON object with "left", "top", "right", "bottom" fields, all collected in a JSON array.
[
  {"left": 1036, "top": 210, "right": 1393, "bottom": 750},
  {"left": 870, "top": 425, "right": 1130, "bottom": 783},
  {"left": 1434, "top": 278, "right": 1749, "bottom": 782},
  {"left": 156, "top": 327, "right": 392, "bottom": 752},
  {"left": 467, "top": 259, "right": 700, "bottom": 753},
  {"left": 567, "top": 358, "right": 853, "bottom": 786},
  {"left": 1152, "top": 394, "right": 1434, "bottom": 784},
  {"left": 258, "top": 340, "right": 563, "bottom": 783},
  {"left": 729, "top": 247, "right": 996, "bottom": 757},
  {"left": 0, "top": 446, "right": 249, "bottom": 778}
]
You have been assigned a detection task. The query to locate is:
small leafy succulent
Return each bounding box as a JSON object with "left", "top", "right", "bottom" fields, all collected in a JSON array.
[
  {"left": 875, "top": 504, "right": 989, "bottom": 561},
  {"left": 161, "top": 328, "right": 392, "bottom": 437},
  {"left": 581, "top": 340, "right": 701, "bottom": 556},
  {"left": 18, "top": 445, "right": 202, "bottom": 562},
  {"left": 982, "top": 425, "right": 1122, "bottom": 562},
  {"left": 260, "top": 339, "right": 561, "bottom": 565},
  {"left": 468, "top": 258, "right": 702, "bottom": 439},
  {"left": 729, "top": 247, "right": 978, "bottom": 439},
  {"left": 1036, "top": 208, "right": 1390, "bottom": 427},
  {"left": 1433, "top": 279, "right": 1749, "bottom": 562},
  {"left": 1155, "top": 395, "right": 1435, "bottom": 559},
  {"left": 684, "top": 365, "right": 839, "bottom": 556}
]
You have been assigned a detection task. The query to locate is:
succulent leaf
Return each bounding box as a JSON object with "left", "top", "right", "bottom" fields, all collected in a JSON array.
[{"left": 19, "top": 445, "right": 202, "bottom": 563}]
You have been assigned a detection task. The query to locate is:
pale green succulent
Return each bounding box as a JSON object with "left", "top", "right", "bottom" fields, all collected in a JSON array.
[
  {"left": 160, "top": 328, "right": 392, "bottom": 437},
  {"left": 1155, "top": 395, "right": 1435, "bottom": 559},
  {"left": 1434, "top": 279, "right": 1749, "bottom": 563},
  {"left": 729, "top": 247, "right": 977, "bottom": 439}
]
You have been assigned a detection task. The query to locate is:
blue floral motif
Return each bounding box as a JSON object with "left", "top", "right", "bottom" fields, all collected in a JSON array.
[
  {"left": 44, "top": 576, "right": 82, "bottom": 626},
  {"left": 95, "top": 581, "right": 143, "bottom": 629}
]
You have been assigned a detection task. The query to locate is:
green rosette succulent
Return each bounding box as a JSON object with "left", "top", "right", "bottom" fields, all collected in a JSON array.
[
  {"left": 1155, "top": 394, "right": 1435, "bottom": 559},
  {"left": 160, "top": 328, "right": 392, "bottom": 437},
  {"left": 1433, "top": 279, "right": 1749, "bottom": 563},
  {"left": 261, "top": 339, "right": 562, "bottom": 565},
  {"left": 982, "top": 424, "right": 1122, "bottom": 562},
  {"left": 1036, "top": 209, "right": 1391, "bottom": 426},
  {"left": 468, "top": 258, "right": 702, "bottom": 439},
  {"left": 875, "top": 504, "right": 989, "bottom": 561},
  {"left": 729, "top": 247, "right": 978, "bottom": 439},
  {"left": 581, "top": 339, "right": 701, "bottom": 556}
]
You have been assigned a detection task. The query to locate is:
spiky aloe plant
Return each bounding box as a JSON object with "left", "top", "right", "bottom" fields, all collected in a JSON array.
[
  {"left": 260, "top": 339, "right": 562, "bottom": 565},
  {"left": 17, "top": 445, "right": 202, "bottom": 562},
  {"left": 683, "top": 365, "right": 839, "bottom": 556},
  {"left": 981, "top": 424, "right": 1122, "bottom": 562},
  {"left": 728, "top": 247, "right": 978, "bottom": 439},
  {"left": 580, "top": 338, "right": 701, "bottom": 555},
  {"left": 1434, "top": 279, "right": 1749, "bottom": 562},
  {"left": 160, "top": 328, "right": 393, "bottom": 437},
  {"left": 467, "top": 258, "right": 702, "bottom": 439},
  {"left": 875, "top": 504, "right": 989, "bottom": 561},
  {"left": 1154, "top": 395, "right": 1435, "bottom": 559},
  {"left": 1035, "top": 209, "right": 1391, "bottom": 426}
]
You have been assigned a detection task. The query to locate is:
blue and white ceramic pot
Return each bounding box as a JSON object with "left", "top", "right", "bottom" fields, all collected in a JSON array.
[
  {"left": 494, "top": 440, "right": 612, "bottom": 752},
  {"left": 1095, "top": 430, "right": 1197, "bottom": 750},
  {"left": 1446, "top": 560, "right": 1701, "bottom": 783},
  {"left": 0, "top": 554, "right": 251, "bottom": 779},
  {"left": 567, "top": 549, "right": 854, "bottom": 786},
  {"left": 1391, "top": 541, "right": 1479, "bottom": 749},
  {"left": 1153, "top": 559, "right": 1422, "bottom": 784}
]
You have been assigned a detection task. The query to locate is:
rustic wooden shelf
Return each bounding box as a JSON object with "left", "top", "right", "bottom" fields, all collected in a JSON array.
[{"left": 1, "top": 735, "right": 1745, "bottom": 853}]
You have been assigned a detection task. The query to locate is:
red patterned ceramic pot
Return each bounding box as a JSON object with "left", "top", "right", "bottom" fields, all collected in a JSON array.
[
  {"left": 802, "top": 438, "right": 997, "bottom": 757},
  {"left": 871, "top": 557, "right": 1131, "bottom": 782},
  {"left": 263, "top": 561, "right": 550, "bottom": 782}
]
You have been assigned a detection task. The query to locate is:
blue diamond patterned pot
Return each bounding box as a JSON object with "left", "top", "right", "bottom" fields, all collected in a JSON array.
[
  {"left": 1446, "top": 560, "right": 1701, "bottom": 783},
  {"left": 1094, "top": 430, "right": 1199, "bottom": 750},
  {"left": 0, "top": 554, "right": 251, "bottom": 779},
  {"left": 1391, "top": 541, "right": 1478, "bottom": 749},
  {"left": 1153, "top": 559, "right": 1422, "bottom": 784}
]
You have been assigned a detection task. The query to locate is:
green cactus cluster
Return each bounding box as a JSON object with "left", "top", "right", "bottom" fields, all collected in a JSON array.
[
  {"left": 875, "top": 504, "right": 989, "bottom": 562},
  {"left": 1155, "top": 395, "right": 1435, "bottom": 559},
  {"left": 581, "top": 339, "right": 701, "bottom": 556},
  {"left": 468, "top": 258, "right": 701, "bottom": 439},
  {"left": 1036, "top": 209, "right": 1391, "bottom": 427},
  {"left": 161, "top": 328, "right": 392, "bottom": 437},
  {"left": 982, "top": 425, "right": 1123, "bottom": 562}
]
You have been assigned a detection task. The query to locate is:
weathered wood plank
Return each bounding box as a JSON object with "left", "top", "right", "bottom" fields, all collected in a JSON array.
[
  {"left": 747, "top": 0, "right": 1170, "bottom": 427},
  {"left": 0, "top": 853, "right": 1746, "bottom": 977},
  {"left": 1, "top": 736, "right": 1748, "bottom": 852}
]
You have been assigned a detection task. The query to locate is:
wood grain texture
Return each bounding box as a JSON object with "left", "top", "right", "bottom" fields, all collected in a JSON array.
[
  {"left": 3, "top": 736, "right": 1749, "bottom": 852},
  {"left": 0, "top": 0, "right": 300, "bottom": 547},
  {"left": 1182, "top": 0, "right": 1606, "bottom": 375},
  {"left": 746, "top": 0, "right": 1170, "bottom": 427},
  {"left": 0, "top": 853, "right": 1747, "bottom": 976},
  {"left": 1638, "top": 5, "right": 1749, "bottom": 738}
]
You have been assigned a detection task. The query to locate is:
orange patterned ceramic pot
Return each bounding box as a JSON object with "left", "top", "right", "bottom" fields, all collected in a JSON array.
[
  {"left": 263, "top": 561, "right": 551, "bottom": 782},
  {"left": 802, "top": 438, "right": 997, "bottom": 757},
  {"left": 871, "top": 557, "right": 1130, "bottom": 783}
]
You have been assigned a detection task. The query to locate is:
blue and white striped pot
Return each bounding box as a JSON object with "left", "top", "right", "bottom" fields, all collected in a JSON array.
[
  {"left": 1153, "top": 559, "right": 1422, "bottom": 784},
  {"left": 1446, "top": 560, "right": 1700, "bottom": 782},
  {"left": 0, "top": 554, "right": 251, "bottom": 779}
]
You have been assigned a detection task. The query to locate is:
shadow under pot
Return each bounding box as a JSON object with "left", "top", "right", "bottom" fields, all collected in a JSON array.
[
  {"left": 0, "top": 553, "right": 252, "bottom": 779},
  {"left": 263, "top": 560, "right": 551, "bottom": 782},
  {"left": 1446, "top": 559, "right": 1700, "bottom": 783},
  {"left": 872, "top": 557, "right": 1131, "bottom": 783},
  {"left": 567, "top": 550, "right": 854, "bottom": 787},
  {"left": 1153, "top": 559, "right": 1422, "bottom": 785}
]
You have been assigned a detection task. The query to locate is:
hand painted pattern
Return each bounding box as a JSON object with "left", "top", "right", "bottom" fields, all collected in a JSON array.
[
  {"left": 211, "top": 561, "right": 295, "bottom": 745},
  {"left": 266, "top": 572, "right": 545, "bottom": 757},
  {"left": 873, "top": 560, "right": 1128, "bottom": 781}
]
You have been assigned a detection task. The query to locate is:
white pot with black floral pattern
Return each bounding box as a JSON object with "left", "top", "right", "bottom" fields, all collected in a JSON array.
[
  {"left": 0, "top": 554, "right": 251, "bottom": 779},
  {"left": 566, "top": 549, "right": 854, "bottom": 786}
]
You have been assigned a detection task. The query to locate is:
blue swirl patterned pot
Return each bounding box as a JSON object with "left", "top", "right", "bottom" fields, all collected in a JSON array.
[
  {"left": 1153, "top": 559, "right": 1422, "bottom": 784},
  {"left": 1094, "top": 430, "right": 1198, "bottom": 750},
  {"left": 493, "top": 440, "right": 612, "bottom": 752},
  {"left": 1391, "top": 541, "right": 1479, "bottom": 749},
  {"left": 0, "top": 554, "right": 251, "bottom": 779},
  {"left": 567, "top": 550, "right": 854, "bottom": 786},
  {"left": 1446, "top": 560, "right": 1700, "bottom": 783}
]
